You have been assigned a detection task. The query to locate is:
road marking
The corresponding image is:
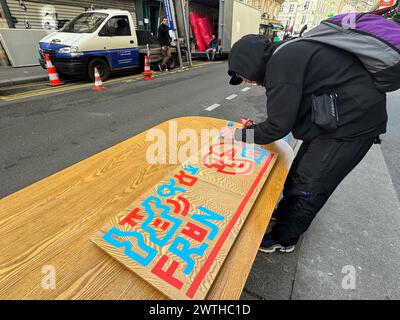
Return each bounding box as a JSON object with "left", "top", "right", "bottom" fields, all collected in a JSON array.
[
  {"left": 0, "top": 82, "right": 98, "bottom": 101},
  {"left": 0, "top": 76, "right": 142, "bottom": 101},
  {"left": 226, "top": 94, "right": 238, "bottom": 100},
  {"left": 205, "top": 103, "right": 221, "bottom": 111},
  {"left": 241, "top": 87, "right": 251, "bottom": 92},
  {"left": 86, "top": 112, "right": 113, "bottom": 117}
]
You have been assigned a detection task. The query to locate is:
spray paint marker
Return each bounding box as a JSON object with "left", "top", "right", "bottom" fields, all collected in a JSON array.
[{"left": 218, "top": 121, "right": 235, "bottom": 140}]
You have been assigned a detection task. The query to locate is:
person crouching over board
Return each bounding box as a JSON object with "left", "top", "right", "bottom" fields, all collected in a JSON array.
[{"left": 220, "top": 35, "right": 387, "bottom": 253}]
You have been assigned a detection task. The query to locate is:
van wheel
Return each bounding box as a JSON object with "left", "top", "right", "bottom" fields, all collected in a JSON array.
[{"left": 88, "top": 58, "right": 110, "bottom": 82}]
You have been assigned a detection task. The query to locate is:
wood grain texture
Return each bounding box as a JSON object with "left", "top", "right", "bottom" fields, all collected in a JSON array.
[
  {"left": 0, "top": 116, "right": 294, "bottom": 300},
  {"left": 91, "top": 143, "right": 277, "bottom": 300}
]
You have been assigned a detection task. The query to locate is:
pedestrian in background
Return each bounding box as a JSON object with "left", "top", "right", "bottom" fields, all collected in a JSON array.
[
  {"left": 206, "top": 35, "right": 218, "bottom": 61},
  {"left": 157, "top": 16, "right": 172, "bottom": 72}
]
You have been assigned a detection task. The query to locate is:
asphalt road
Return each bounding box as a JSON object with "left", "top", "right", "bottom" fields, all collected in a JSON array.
[
  {"left": 0, "top": 61, "right": 269, "bottom": 198},
  {"left": 1, "top": 61, "right": 399, "bottom": 200}
]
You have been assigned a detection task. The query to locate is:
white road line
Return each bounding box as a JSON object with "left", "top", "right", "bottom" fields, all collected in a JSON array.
[
  {"left": 226, "top": 94, "right": 238, "bottom": 100},
  {"left": 205, "top": 103, "right": 221, "bottom": 111},
  {"left": 241, "top": 87, "right": 251, "bottom": 92}
]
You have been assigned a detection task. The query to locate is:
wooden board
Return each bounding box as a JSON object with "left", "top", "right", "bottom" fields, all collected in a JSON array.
[
  {"left": 0, "top": 116, "right": 293, "bottom": 300},
  {"left": 91, "top": 140, "right": 277, "bottom": 300}
]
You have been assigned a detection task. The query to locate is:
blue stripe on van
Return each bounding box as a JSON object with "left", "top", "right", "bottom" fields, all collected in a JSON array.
[
  {"left": 83, "top": 48, "right": 139, "bottom": 69},
  {"left": 39, "top": 42, "right": 139, "bottom": 70},
  {"left": 39, "top": 42, "right": 69, "bottom": 51}
]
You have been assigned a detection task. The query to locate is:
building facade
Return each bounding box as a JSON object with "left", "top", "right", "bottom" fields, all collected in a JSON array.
[
  {"left": 338, "top": 0, "right": 379, "bottom": 13},
  {"left": 0, "top": 0, "right": 137, "bottom": 30},
  {"left": 0, "top": 0, "right": 138, "bottom": 67},
  {"left": 0, "top": 4, "right": 8, "bottom": 27},
  {"left": 243, "top": 0, "right": 285, "bottom": 39},
  {"left": 246, "top": 0, "right": 285, "bottom": 22},
  {"left": 135, "top": 0, "right": 164, "bottom": 34}
]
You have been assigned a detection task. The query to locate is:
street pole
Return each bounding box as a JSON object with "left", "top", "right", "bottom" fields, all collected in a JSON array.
[
  {"left": 283, "top": 18, "right": 290, "bottom": 38},
  {"left": 168, "top": 0, "right": 184, "bottom": 69}
]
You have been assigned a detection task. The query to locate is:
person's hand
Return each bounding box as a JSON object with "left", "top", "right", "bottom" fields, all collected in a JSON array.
[
  {"left": 219, "top": 126, "right": 236, "bottom": 143},
  {"left": 240, "top": 118, "right": 254, "bottom": 128},
  {"left": 239, "top": 118, "right": 248, "bottom": 127}
]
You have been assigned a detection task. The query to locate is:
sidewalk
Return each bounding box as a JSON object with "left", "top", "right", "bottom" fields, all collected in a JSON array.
[
  {"left": 242, "top": 144, "right": 400, "bottom": 300},
  {"left": 0, "top": 65, "right": 47, "bottom": 87}
]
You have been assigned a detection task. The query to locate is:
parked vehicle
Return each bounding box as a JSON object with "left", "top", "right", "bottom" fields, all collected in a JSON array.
[
  {"left": 38, "top": 9, "right": 180, "bottom": 81},
  {"left": 179, "top": 0, "right": 261, "bottom": 58}
]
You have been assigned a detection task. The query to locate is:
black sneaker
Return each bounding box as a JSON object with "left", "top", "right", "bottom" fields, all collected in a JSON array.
[{"left": 259, "top": 233, "right": 295, "bottom": 254}]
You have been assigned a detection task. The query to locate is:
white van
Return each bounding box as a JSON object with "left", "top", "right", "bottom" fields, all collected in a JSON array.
[{"left": 38, "top": 9, "right": 179, "bottom": 81}]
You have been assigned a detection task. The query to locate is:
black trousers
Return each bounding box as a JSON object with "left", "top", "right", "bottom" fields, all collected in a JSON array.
[{"left": 272, "top": 136, "right": 376, "bottom": 246}]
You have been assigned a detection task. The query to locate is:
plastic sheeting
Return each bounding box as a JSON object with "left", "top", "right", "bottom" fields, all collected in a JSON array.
[
  {"left": 197, "top": 17, "right": 213, "bottom": 47},
  {"left": 189, "top": 12, "right": 213, "bottom": 52},
  {"left": 189, "top": 12, "right": 206, "bottom": 51}
]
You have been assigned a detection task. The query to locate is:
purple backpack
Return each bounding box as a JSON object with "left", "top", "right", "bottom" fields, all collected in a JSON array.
[{"left": 276, "top": 13, "right": 400, "bottom": 92}]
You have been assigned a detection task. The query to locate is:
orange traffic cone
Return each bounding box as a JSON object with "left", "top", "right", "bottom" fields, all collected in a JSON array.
[
  {"left": 92, "top": 67, "right": 105, "bottom": 91},
  {"left": 143, "top": 55, "right": 153, "bottom": 81},
  {"left": 45, "top": 53, "right": 62, "bottom": 86}
]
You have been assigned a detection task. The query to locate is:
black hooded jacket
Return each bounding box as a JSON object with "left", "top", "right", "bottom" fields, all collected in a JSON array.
[
  {"left": 228, "top": 35, "right": 387, "bottom": 144},
  {"left": 158, "top": 23, "right": 171, "bottom": 47}
]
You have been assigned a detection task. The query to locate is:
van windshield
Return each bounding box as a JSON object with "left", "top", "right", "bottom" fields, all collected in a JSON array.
[{"left": 61, "top": 12, "right": 108, "bottom": 33}]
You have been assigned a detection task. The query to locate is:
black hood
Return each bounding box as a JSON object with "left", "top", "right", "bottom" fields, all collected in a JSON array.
[{"left": 228, "top": 34, "right": 281, "bottom": 85}]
